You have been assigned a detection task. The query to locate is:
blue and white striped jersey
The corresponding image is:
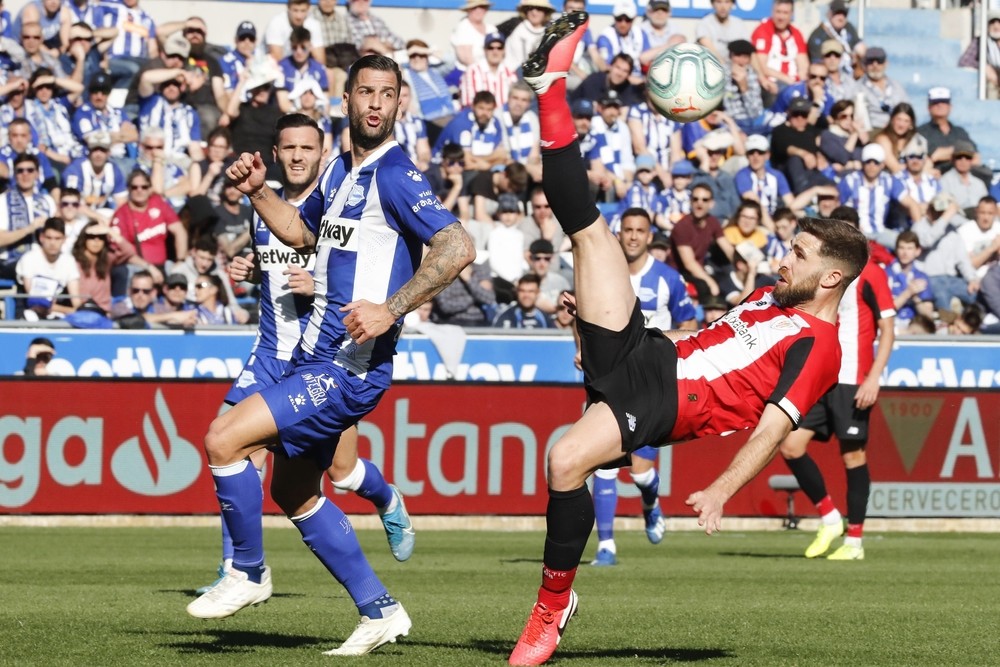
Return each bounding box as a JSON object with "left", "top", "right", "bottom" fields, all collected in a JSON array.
[
  {"left": 627, "top": 103, "right": 678, "bottom": 171},
  {"left": 100, "top": 2, "right": 157, "bottom": 59},
  {"left": 297, "top": 142, "right": 458, "bottom": 386},
  {"left": 138, "top": 96, "right": 202, "bottom": 159},
  {"left": 630, "top": 254, "right": 697, "bottom": 330},
  {"left": 252, "top": 187, "right": 316, "bottom": 361},
  {"left": 61, "top": 158, "right": 126, "bottom": 210}
]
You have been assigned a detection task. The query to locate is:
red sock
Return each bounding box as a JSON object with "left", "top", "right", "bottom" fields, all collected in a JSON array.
[
  {"left": 537, "top": 79, "right": 576, "bottom": 151},
  {"left": 846, "top": 523, "right": 864, "bottom": 539},
  {"left": 538, "top": 565, "right": 576, "bottom": 608},
  {"left": 816, "top": 495, "right": 837, "bottom": 517}
]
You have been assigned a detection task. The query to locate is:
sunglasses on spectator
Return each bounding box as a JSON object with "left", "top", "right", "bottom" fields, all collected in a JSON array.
[
  {"left": 237, "top": 35, "right": 256, "bottom": 42},
  {"left": 61, "top": 199, "right": 80, "bottom": 207},
  {"left": 531, "top": 254, "right": 553, "bottom": 262},
  {"left": 954, "top": 154, "right": 973, "bottom": 160},
  {"left": 445, "top": 159, "right": 464, "bottom": 167},
  {"left": 167, "top": 283, "right": 187, "bottom": 290},
  {"left": 747, "top": 149, "right": 766, "bottom": 156},
  {"left": 823, "top": 52, "right": 840, "bottom": 58},
  {"left": 692, "top": 196, "right": 713, "bottom": 202},
  {"left": 131, "top": 287, "right": 155, "bottom": 295},
  {"left": 905, "top": 153, "right": 926, "bottom": 160},
  {"left": 184, "top": 27, "right": 206, "bottom": 36},
  {"left": 21, "top": 34, "right": 42, "bottom": 40},
  {"left": 83, "top": 233, "right": 106, "bottom": 241},
  {"left": 292, "top": 43, "right": 310, "bottom": 52},
  {"left": 16, "top": 167, "right": 37, "bottom": 174},
  {"left": 486, "top": 45, "right": 504, "bottom": 51},
  {"left": 614, "top": 15, "right": 633, "bottom": 21},
  {"left": 808, "top": 73, "right": 827, "bottom": 80},
  {"left": 837, "top": 112, "right": 854, "bottom": 120},
  {"left": 130, "top": 183, "right": 151, "bottom": 191},
  {"left": 789, "top": 111, "right": 809, "bottom": 118},
  {"left": 863, "top": 159, "right": 882, "bottom": 165},
  {"left": 143, "top": 143, "right": 164, "bottom": 150},
  {"left": 866, "top": 57, "right": 886, "bottom": 65}
]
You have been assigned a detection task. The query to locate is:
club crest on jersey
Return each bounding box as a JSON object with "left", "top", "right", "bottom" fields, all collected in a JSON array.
[
  {"left": 346, "top": 183, "right": 365, "bottom": 206},
  {"left": 405, "top": 169, "right": 423, "bottom": 182},
  {"left": 318, "top": 215, "right": 359, "bottom": 251}
]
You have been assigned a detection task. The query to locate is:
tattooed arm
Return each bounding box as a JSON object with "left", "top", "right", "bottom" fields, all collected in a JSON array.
[{"left": 341, "top": 222, "right": 476, "bottom": 344}]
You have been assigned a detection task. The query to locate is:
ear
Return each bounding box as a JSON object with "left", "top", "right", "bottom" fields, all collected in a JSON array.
[
  {"left": 820, "top": 266, "right": 844, "bottom": 290},
  {"left": 341, "top": 91, "right": 349, "bottom": 116}
]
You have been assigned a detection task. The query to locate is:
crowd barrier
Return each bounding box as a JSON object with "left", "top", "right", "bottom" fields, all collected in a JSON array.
[
  {"left": 2, "top": 380, "right": 997, "bottom": 518},
  {"left": 2, "top": 328, "right": 1000, "bottom": 388}
]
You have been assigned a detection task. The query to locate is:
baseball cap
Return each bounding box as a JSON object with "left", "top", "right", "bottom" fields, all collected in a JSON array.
[
  {"left": 484, "top": 32, "right": 505, "bottom": 47},
  {"left": 529, "top": 239, "right": 554, "bottom": 255},
  {"left": 928, "top": 86, "right": 951, "bottom": 104},
  {"left": 164, "top": 32, "right": 191, "bottom": 59},
  {"left": 787, "top": 96, "right": 812, "bottom": 115},
  {"left": 236, "top": 21, "right": 257, "bottom": 40},
  {"left": 821, "top": 38, "right": 844, "bottom": 55},
  {"left": 671, "top": 159, "right": 695, "bottom": 177},
  {"left": 745, "top": 134, "right": 770, "bottom": 153},
  {"left": 864, "top": 47, "right": 886, "bottom": 63},
  {"left": 829, "top": 0, "right": 849, "bottom": 15},
  {"left": 497, "top": 192, "right": 521, "bottom": 213},
  {"left": 86, "top": 131, "right": 112, "bottom": 149},
  {"left": 953, "top": 140, "right": 976, "bottom": 158},
  {"left": 727, "top": 39, "right": 754, "bottom": 56},
  {"left": 989, "top": 8, "right": 1000, "bottom": 22},
  {"left": 861, "top": 143, "right": 886, "bottom": 163},
  {"left": 165, "top": 273, "right": 189, "bottom": 288},
  {"left": 635, "top": 154, "right": 656, "bottom": 172},
  {"left": 88, "top": 72, "right": 113, "bottom": 93},
  {"left": 571, "top": 98, "right": 594, "bottom": 118},
  {"left": 702, "top": 129, "right": 734, "bottom": 152},
  {"left": 598, "top": 95, "right": 622, "bottom": 108},
  {"left": 649, "top": 232, "right": 670, "bottom": 250},
  {"left": 612, "top": 0, "right": 637, "bottom": 19},
  {"left": 647, "top": 0, "right": 670, "bottom": 11}
]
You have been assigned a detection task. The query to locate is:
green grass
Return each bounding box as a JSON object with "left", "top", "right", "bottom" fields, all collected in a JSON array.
[{"left": 2, "top": 527, "right": 998, "bottom": 666}]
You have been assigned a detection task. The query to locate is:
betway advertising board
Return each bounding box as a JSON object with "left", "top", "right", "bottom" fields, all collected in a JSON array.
[
  {"left": 1, "top": 330, "right": 1000, "bottom": 388},
  {"left": 1, "top": 382, "right": 997, "bottom": 518}
]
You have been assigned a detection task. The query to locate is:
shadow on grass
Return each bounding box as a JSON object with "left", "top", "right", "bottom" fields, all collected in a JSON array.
[
  {"left": 163, "top": 589, "right": 305, "bottom": 600},
  {"left": 716, "top": 551, "right": 801, "bottom": 559},
  {"left": 467, "top": 638, "right": 733, "bottom": 662},
  {"left": 499, "top": 558, "right": 544, "bottom": 565},
  {"left": 164, "top": 629, "right": 329, "bottom": 654}
]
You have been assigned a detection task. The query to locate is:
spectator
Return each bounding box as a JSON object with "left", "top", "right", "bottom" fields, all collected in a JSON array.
[
  {"left": 911, "top": 192, "right": 980, "bottom": 314},
  {"left": 818, "top": 98, "right": 866, "bottom": 177},
  {"left": 101, "top": 0, "right": 158, "bottom": 88},
  {"left": 572, "top": 52, "right": 644, "bottom": 108},
  {"left": 225, "top": 57, "right": 284, "bottom": 177},
  {"left": 212, "top": 181, "right": 252, "bottom": 260},
  {"left": 134, "top": 127, "right": 192, "bottom": 212},
  {"left": 111, "top": 269, "right": 191, "bottom": 326},
  {"left": 431, "top": 259, "right": 496, "bottom": 327},
  {"left": 18, "top": 336, "right": 57, "bottom": 376},
  {"left": 692, "top": 140, "right": 741, "bottom": 223},
  {"left": 173, "top": 236, "right": 248, "bottom": 323},
  {"left": 717, "top": 240, "right": 770, "bottom": 305},
  {"left": 917, "top": 87, "right": 982, "bottom": 178},
  {"left": 679, "top": 107, "right": 745, "bottom": 166},
  {"left": 395, "top": 80, "right": 431, "bottom": 172},
  {"left": 492, "top": 272, "right": 553, "bottom": 329},
  {"left": 764, "top": 206, "right": 797, "bottom": 272},
  {"left": 71, "top": 220, "right": 138, "bottom": 314},
  {"left": 980, "top": 263, "right": 1000, "bottom": 332},
  {"left": 519, "top": 186, "right": 565, "bottom": 257},
  {"left": 959, "top": 196, "right": 1000, "bottom": 280},
  {"left": 940, "top": 141, "right": 988, "bottom": 212},
  {"left": 769, "top": 96, "right": 831, "bottom": 195},
  {"left": 16, "top": 217, "right": 81, "bottom": 319},
  {"left": 722, "top": 198, "right": 769, "bottom": 252},
  {"left": 888, "top": 230, "right": 935, "bottom": 332},
  {"left": 596, "top": 0, "right": 647, "bottom": 80},
  {"left": 468, "top": 161, "right": 527, "bottom": 224},
  {"left": 857, "top": 46, "right": 908, "bottom": 133},
  {"left": 501, "top": 81, "right": 541, "bottom": 182},
  {"left": 0, "top": 77, "right": 33, "bottom": 148},
  {"left": 346, "top": 0, "right": 405, "bottom": 56},
  {"left": 137, "top": 56, "right": 204, "bottom": 163},
  {"left": 0, "top": 153, "right": 55, "bottom": 279},
  {"left": 626, "top": 89, "right": 682, "bottom": 187},
  {"left": 276, "top": 26, "right": 329, "bottom": 114},
  {"left": 770, "top": 61, "right": 832, "bottom": 122},
  {"left": 153, "top": 272, "right": 198, "bottom": 324},
  {"left": 61, "top": 132, "right": 127, "bottom": 217},
  {"left": 820, "top": 39, "right": 858, "bottom": 103},
  {"left": 0, "top": 117, "right": 58, "bottom": 190},
  {"left": 873, "top": 102, "right": 926, "bottom": 176},
  {"left": 403, "top": 39, "right": 456, "bottom": 132},
  {"left": 696, "top": 0, "right": 750, "bottom": 66},
  {"left": 72, "top": 72, "right": 139, "bottom": 172},
  {"left": 525, "top": 238, "right": 570, "bottom": 315},
  {"left": 156, "top": 17, "right": 227, "bottom": 135},
  {"left": 309, "top": 0, "right": 352, "bottom": 58},
  {"left": 942, "top": 303, "right": 984, "bottom": 335},
  {"left": 287, "top": 78, "right": 334, "bottom": 158},
  {"left": 14, "top": 0, "right": 68, "bottom": 53},
  {"left": 434, "top": 90, "right": 507, "bottom": 171},
  {"left": 957, "top": 9, "right": 1000, "bottom": 100},
  {"left": 111, "top": 169, "right": 188, "bottom": 272},
  {"left": 806, "top": 0, "right": 862, "bottom": 80},
  {"left": 734, "top": 134, "right": 793, "bottom": 225},
  {"left": 667, "top": 182, "right": 734, "bottom": 300},
  {"left": 219, "top": 21, "right": 257, "bottom": 97},
  {"left": 264, "top": 0, "right": 326, "bottom": 63},
  {"left": 55, "top": 186, "right": 106, "bottom": 251},
  {"left": 190, "top": 127, "right": 233, "bottom": 204},
  {"left": 638, "top": 0, "right": 685, "bottom": 71},
  {"left": 504, "top": 0, "right": 555, "bottom": 72},
  {"left": 193, "top": 272, "right": 237, "bottom": 324},
  {"left": 722, "top": 39, "right": 767, "bottom": 136},
  {"left": 751, "top": 0, "right": 808, "bottom": 96},
  {"left": 460, "top": 32, "right": 517, "bottom": 109},
  {"left": 25, "top": 67, "right": 84, "bottom": 170},
  {"left": 451, "top": 0, "right": 497, "bottom": 73},
  {"left": 14, "top": 20, "right": 66, "bottom": 79},
  {"left": 897, "top": 145, "right": 940, "bottom": 217},
  {"left": 486, "top": 192, "right": 528, "bottom": 301},
  {"left": 592, "top": 96, "right": 634, "bottom": 199},
  {"left": 60, "top": 20, "right": 106, "bottom": 91},
  {"left": 838, "top": 143, "right": 920, "bottom": 243},
  {"left": 425, "top": 142, "right": 471, "bottom": 222},
  {"left": 552, "top": 289, "right": 576, "bottom": 330},
  {"left": 612, "top": 153, "right": 659, "bottom": 231},
  {"left": 562, "top": 0, "right": 602, "bottom": 89},
  {"left": 658, "top": 159, "right": 695, "bottom": 233},
  {"left": 573, "top": 98, "right": 614, "bottom": 193}
]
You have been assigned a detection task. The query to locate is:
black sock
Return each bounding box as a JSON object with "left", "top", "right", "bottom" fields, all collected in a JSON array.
[
  {"left": 543, "top": 485, "right": 594, "bottom": 571},
  {"left": 541, "top": 142, "right": 600, "bottom": 236},
  {"left": 784, "top": 453, "right": 828, "bottom": 505},
  {"left": 845, "top": 464, "right": 870, "bottom": 526}
]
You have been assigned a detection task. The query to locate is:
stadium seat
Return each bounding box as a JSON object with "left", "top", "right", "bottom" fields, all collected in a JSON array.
[{"left": 768, "top": 474, "right": 802, "bottom": 530}]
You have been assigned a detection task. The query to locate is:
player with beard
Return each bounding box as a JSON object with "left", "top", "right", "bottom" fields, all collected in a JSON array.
[
  {"left": 192, "top": 113, "right": 416, "bottom": 596},
  {"left": 188, "top": 56, "right": 475, "bottom": 656},
  {"left": 508, "top": 12, "right": 870, "bottom": 666}
]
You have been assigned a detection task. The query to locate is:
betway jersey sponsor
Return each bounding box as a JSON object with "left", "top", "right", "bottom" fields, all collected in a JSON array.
[
  {"left": 250, "top": 187, "right": 315, "bottom": 361},
  {"left": 298, "top": 142, "right": 457, "bottom": 386},
  {"left": 837, "top": 261, "right": 895, "bottom": 385},
  {"left": 671, "top": 287, "right": 841, "bottom": 440}
]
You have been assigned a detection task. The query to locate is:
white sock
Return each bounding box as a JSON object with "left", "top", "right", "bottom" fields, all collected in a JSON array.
[
  {"left": 332, "top": 459, "right": 365, "bottom": 491},
  {"left": 597, "top": 539, "right": 616, "bottom": 554},
  {"left": 844, "top": 536, "right": 862, "bottom": 548},
  {"left": 821, "top": 510, "right": 843, "bottom": 526}
]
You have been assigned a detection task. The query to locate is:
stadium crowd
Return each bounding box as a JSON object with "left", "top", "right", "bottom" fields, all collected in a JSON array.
[{"left": 0, "top": 0, "right": 998, "bottom": 333}]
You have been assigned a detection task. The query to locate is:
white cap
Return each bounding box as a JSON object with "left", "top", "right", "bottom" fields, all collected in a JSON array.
[
  {"left": 745, "top": 134, "right": 770, "bottom": 153},
  {"left": 735, "top": 241, "right": 765, "bottom": 267},
  {"left": 289, "top": 78, "right": 326, "bottom": 107},
  {"left": 927, "top": 86, "right": 951, "bottom": 103},
  {"left": 612, "top": 0, "right": 637, "bottom": 19},
  {"left": 861, "top": 143, "right": 886, "bottom": 163}
]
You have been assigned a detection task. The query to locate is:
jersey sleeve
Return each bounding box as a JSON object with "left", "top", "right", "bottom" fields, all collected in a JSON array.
[
  {"left": 381, "top": 160, "right": 459, "bottom": 244},
  {"left": 775, "top": 171, "right": 791, "bottom": 197},
  {"left": 864, "top": 263, "right": 897, "bottom": 320},
  {"left": 768, "top": 333, "right": 839, "bottom": 426},
  {"left": 62, "top": 161, "right": 83, "bottom": 190},
  {"left": 665, "top": 270, "right": 697, "bottom": 324}
]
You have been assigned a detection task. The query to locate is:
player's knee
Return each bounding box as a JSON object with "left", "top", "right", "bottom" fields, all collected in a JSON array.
[
  {"left": 841, "top": 445, "right": 866, "bottom": 467},
  {"left": 204, "top": 419, "right": 235, "bottom": 466},
  {"left": 547, "top": 443, "right": 585, "bottom": 490}
]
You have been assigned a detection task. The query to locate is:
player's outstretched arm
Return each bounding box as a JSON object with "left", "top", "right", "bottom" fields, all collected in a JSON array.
[
  {"left": 226, "top": 152, "right": 316, "bottom": 250},
  {"left": 342, "top": 222, "right": 475, "bottom": 344},
  {"left": 686, "top": 403, "right": 793, "bottom": 534}
]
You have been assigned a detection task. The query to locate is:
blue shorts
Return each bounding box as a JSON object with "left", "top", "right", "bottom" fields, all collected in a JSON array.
[
  {"left": 258, "top": 360, "right": 385, "bottom": 469},
  {"left": 224, "top": 352, "right": 292, "bottom": 405}
]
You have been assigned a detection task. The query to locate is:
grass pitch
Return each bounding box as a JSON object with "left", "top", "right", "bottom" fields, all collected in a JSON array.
[{"left": 2, "top": 526, "right": 998, "bottom": 666}]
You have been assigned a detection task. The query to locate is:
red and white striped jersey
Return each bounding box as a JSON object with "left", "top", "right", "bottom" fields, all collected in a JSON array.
[
  {"left": 751, "top": 20, "right": 807, "bottom": 82},
  {"left": 671, "top": 287, "right": 841, "bottom": 440},
  {"left": 459, "top": 61, "right": 519, "bottom": 108},
  {"left": 836, "top": 261, "right": 895, "bottom": 385}
]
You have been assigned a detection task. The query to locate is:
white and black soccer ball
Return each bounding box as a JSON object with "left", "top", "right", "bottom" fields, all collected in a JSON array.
[{"left": 646, "top": 43, "right": 726, "bottom": 123}]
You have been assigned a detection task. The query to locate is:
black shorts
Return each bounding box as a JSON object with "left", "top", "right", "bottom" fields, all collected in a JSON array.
[
  {"left": 799, "top": 383, "right": 870, "bottom": 444},
  {"left": 578, "top": 299, "right": 679, "bottom": 453}
]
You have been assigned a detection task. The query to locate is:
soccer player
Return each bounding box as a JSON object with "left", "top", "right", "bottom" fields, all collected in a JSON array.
[
  {"left": 194, "top": 113, "right": 416, "bottom": 595},
  {"left": 778, "top": 206, "right": 895, "bottom": 561},
  {"left": 508, "top": 13, "right": 868, "bottom": 665},
  {"left": 591, "top": 207, "right": 697, "bottom": 566},
  {"left": 189, "top": 55, "right": 475, "bottom": 656}
]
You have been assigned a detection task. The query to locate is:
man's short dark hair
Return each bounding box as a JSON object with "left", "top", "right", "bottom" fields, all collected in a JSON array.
[
  {"left": 131, "top": 270, "right": 154, "bottom": 285},
  {"left": 504, "top": 162, "right": 528, "bottom": 193},
  {"left": 275, "top": 112, "right": 325, "bottom": 147},
  {"left": 194, "top": 235, "right": 218, "bottom": 254},
  {"left": 797, "top": 217, "right": 869, "bottom": 290},
  {"left": 346, "top": 54, "right": 402, "bottom": 96},
  {"left": 896, "top": 230, "right": 920, "bottom": 248},
  {"left": 772, "top": 206, "right": 797, "bottom": 224},
  {"left": 621, "top": 207, "right": 652, "bottom": 227},
  {"left": 829, "top": 205, "right": 860, "bottom": 228},
  {"left": 61, "top": 186, "right": 82, "bottom": 199},
  {"left": 290, "top": 26, "right": 311, "bottom": 46},
  {"left": 42, "top": 218, "right": 65, "bottom": 235},
  {"left": 13, "top": 152, "right": 39, "bottom": 169},
  {"left": 691, "top": 182, "right": 714, "bottom": 199},
  {"left": 978, "top": 195, "right": 997, "bottom": 207},
  {"left": 611, "top": 53, "right": 634, "bottom": 70},
  {"left": 472, "top": 90, "right": 497, "bottom": 107},
  {"left": 518, "top": 273, "right": 542, "bottom": 287},
  {"left": 9, "top": 117, "right": 31, "bottom": 132},
  {"left": 440, "top": 142, "right": 464, "bottom": 163}
]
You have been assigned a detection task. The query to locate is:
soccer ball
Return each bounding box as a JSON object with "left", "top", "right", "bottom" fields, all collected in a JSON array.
[{"left": 646, "top": 43, "right": 726, "bottom": 123}]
